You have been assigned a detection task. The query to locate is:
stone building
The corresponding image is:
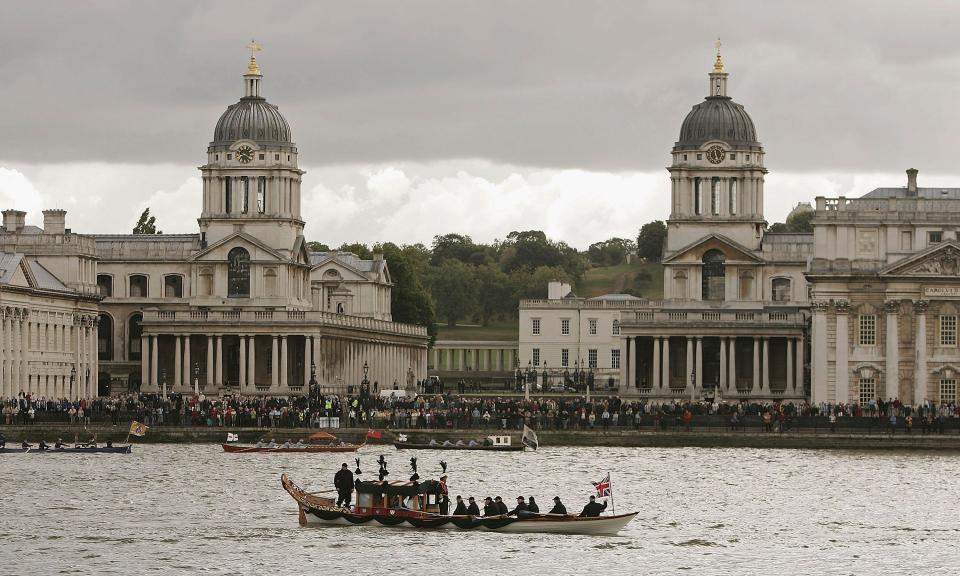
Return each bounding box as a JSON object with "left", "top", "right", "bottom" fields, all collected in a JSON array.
[
  {"left": 616, "top": 50, "right": 811, "bottom": 401},
  {"left": 2, "top": 49, "right": 429, "bottom": 399},
  {"left": 808, "top": 169, "right": 960, "bottom": 407},
  {"left": 0, "top": 210, "right": 101, "bottom": 399}
]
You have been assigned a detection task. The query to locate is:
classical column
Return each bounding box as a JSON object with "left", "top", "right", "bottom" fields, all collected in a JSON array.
[
  {"left": 215, "top": 335, "right": 223, "bottom": 387},
  {"left": 915, "top": 300, "right": 928, "bottom": 406},
  {"left": 271, "top": 336, "right": 279, "bottom": 388},
  {"left": 795, "top": 333, "right": 804, "bottom": 391},
  {"left": 719, "top": 337, "right": 727, "bottom": 390},
  {"left": 150, "top": 334, "right": 159, "bottom": 388},
  {"left": 752, "top": 337, "right": 760, "bottom": 393},
  {"left": 206, "top": 335, "right": 214, "bottom": 388},
  {"left": 239, "top": 335, "right": 247, "bottom": 390},
  {"left": 835, "top": 301, "right": 850, "bottom": 404},
  {"left": 728, "top": 337, "right": 737, "bottom": 390},
  {"left": 762, "top": 337, "right": 770, "bottom": 391},
  {"left": 280, "top": 335, "right": 288, "bottom": 387},
  {"left": 695, "top": 337, "right": 703, "bottom": 391},
  {"left": 304, "top": 336, "right": 312, "bottom": 387},
  {"left": 685, "top": 337, "right": 694, "bottom": 394},
  {"left": 174, "top": 335, "right": 182, "bottom": 388},
  {"left": 662, "top": 337, "right": 671, "bottom": 389},
  {"left": 627, "top": 337, "right": 636, "bottom": 389},
  {"left": 183, "top": 336, "right": 191, "bottom": 391},
  {"left": 786, "top": 337, "right": 794, "bottom": 391},
  {"left": 885, "top": 300, "right": 900, "bottom": 401},
  {"left": 141, "top": 334, "right": 149, "bottom": 387},
  {"left": 811, "top": 302, "right": 828, "bottom": 403},
  {"left": 248, "top": 335, "right": 257, "bottom": 389},
  {"left": 652, "top": 337, "right": 661, "bottom": 389}
]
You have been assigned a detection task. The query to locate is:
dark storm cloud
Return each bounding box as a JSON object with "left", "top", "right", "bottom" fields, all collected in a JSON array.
[{"left": 2, "top": 0, "right": 960, "bottom": 172}]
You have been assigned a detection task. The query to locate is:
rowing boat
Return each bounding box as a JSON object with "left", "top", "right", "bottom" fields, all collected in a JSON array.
[
  {"left": 280, "top": 474, "right": 637, "bottom": 535},
  {"left": 223, "top": 443, "right": 362, "bottom": 453},
  {"left": 0, "top": 446, "right": 132, "bottom": 454},
  {"left": 393, "top": 442, "right": 523, "bottom": 452}
]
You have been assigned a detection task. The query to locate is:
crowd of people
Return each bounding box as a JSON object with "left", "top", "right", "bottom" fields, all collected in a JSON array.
[{"left": 2, "top": 389, "right": 959, "bottom": 433}]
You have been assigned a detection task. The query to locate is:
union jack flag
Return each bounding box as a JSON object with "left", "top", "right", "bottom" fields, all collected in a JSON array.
[{"left": 592, "top": 473, "right": 611, "bottom": 497}]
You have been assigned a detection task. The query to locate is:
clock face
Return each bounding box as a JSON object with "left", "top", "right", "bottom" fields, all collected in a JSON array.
[
  {"left": 706, "top": 145, "right": 726, "bottom": 164},
  {"left": 236, "top": 146, "right": 254, "bottom": 164}
]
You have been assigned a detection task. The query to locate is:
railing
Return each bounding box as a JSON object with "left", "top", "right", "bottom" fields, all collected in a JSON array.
[
  {"left": 735, "top": 312, "right": 755, "bottom": 321},
  {"left": 222, "top": 311, "right": 240, "bottom": 320},
  {"left": 768, "top": 312, "right": 789, "bottom": 321},
  {"left": 668, "top": 312, "right": 688, "bottom": 321},
  {"left": 521, "top": 298, "right": 663, "bottom": 309},
  {"left": 701, "top": 312, "right": 720, "bottom": 321},
  {"left": 190, "top": 310, "right": 208, "bottom": 320},
  {"left": 254, "top": 311, "right": 273, "bottom": 321},
  {"left": 158, "top": 311, "right": 176, "bottom": 320},
  {"left": 624, "top": 309, "right": 803, "bottom": 326}
]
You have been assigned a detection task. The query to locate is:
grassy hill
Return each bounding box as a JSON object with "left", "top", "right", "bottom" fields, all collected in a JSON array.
[{"left": 578, "top": 260, "right": 663, "bottom": 300}]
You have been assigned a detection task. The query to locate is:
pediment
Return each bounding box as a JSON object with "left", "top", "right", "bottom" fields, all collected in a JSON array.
[
  {"left": 881, "top": 241, "right": 960, "bottom": 277},
  {"left": 311, "top": 261, "right": 371, "bottom": 283},
  {"left": 663, "top": 234, "right": 765, "bottom": 265},
  {"left": 189, "top": 232, "right": 287, "bottom": 263}
]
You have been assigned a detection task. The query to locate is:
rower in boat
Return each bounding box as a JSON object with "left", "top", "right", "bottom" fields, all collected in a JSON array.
[
  {"left": 508, "top": 496, "right": 528, "bottom": 516},
  {"left": 549, "top": 496, "right": 567, "bottom": 515},
  {"left": 494, "top": 496, "right": 508, "bottom": 515},
  {"left": 38, "top": 440, "right": 50, "bottom": 451},
  {"left": 528, "top": 497, "right": 539, "bottom": 513},
  {"left": 452, "top": 495, "right": 467, "bottom": 515},
  {"left": 466, "top": 496, "right": 480, "bottom": 516},
  {"left": 579, "top": 495, "right": 607, "bottom": 517},
  {"left": 55, "top": 438, "right": 65, "bottom": 450},
  {"left": 21, "top": 440, "right": 31, "bottom": 450},
  {"left": 482, "top": 497, "right": 497, "bottom": 516}
]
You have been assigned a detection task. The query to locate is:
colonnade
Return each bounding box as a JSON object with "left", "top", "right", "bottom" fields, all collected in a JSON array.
[
  {"left": 622, "top": 334, "right": 804, "bottom": 397},
  {"left": 0, "top": 307, "right": 98, "bottom": 400},
  {"left": 430, "top": 347, "right": 517, "bottom": 372}
]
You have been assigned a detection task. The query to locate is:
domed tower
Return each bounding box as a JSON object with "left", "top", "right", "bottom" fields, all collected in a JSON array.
[
  {"left": 666, "top": 45, "right": 767, "bottom": 254},
  {"left": 199, "top": 43, "right": 304, "bottom": 252}
]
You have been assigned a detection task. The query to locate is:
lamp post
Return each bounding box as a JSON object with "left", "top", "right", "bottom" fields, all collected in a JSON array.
[
  {"left": 161, "top": 368, "right": 167, "bottom": 401},
  {"left": 70, "top": 366, "right": 76, "bottom": 402},
  {"left": 309, "top": 360, "right": 318, "bottom": 422},
  {"left": 690, "top": 367, "right": 696, "bottom": 403},
  {"left": 525, "top": 360, "right": 532, "bottom": 401},
  {"left": 193, "top": 362, "right": 200, "bottom": 396}
]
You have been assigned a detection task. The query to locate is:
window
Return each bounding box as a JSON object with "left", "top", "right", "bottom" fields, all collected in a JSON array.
[
  {"left": 257, "top": 176, "right": 267, "bottom": 214},
  {"left": 729, "top": 179, "right": 738, "bottom": 215},
  {"left": 224, "top": 177, "right": 233, "bottom": 213},
  {"left": 771, "top": 278, "right": 792, "bottom": 302},
  {"left": 227, "top": 247, "right": 251, "bottom": 297},
  {"left": 275, "top": 154, "right": 280, "bottom": 161},
  {"left": 683, "top": 154, "right": 687, "bottom": 161},
  {"left": 611, "top": 349, "right": 621, "bottom": 369},
  {"left": 612, "top": 319, "right": 620, "bottom": 335},
  {"left": 259, "top": 154, "right": 265, "bottom": 161},
  {"left": 729, "top": 153, "right": 736, "bottom": 160},
  {"left": 588, "top": 349, "right": 598, "bottom": 369},
  {"left": 164, "top": 275, "right": 183, "bottom": 298},
  {"left": 227, "top": 153, "right": 233, "bottom": 160},
  {"left": 694, "top": 178, "right": 702, "bottom": 215},
  {"left": 97, "top": 314, "right": 113, "bottom": 361},
  {"left": 532, "top": 348, "right": 540, "bottom": 366},
  {"left": 561, "top": 349, "right": 569, "bottom": 367},
  {"left": 711, "top": 177, "right": 720, "bottom": 215},
  {"left": 900, "top": 231, "right": 913, "bottom": 251},
  {"left": 941, "top": 379, "right": 957, "bottom": 404},
  {"left": 240, "top": 176, "right": 249, "bottom": 214},
  {"left": 858, "top": 314, "right": 877, "bottom": 346},
  {"left": 128, "top": 313, "right": 143, "bottom": 361},
  {"left": 696, "top": 153, "right": 702, "bottom": 161},
  {"left": 561, "top": 318, "right": 570, "bottom": 335},
  {"left": 97, "top": 274, "right": 113, "bottom": 297},
  {"left": 264, "top": 268, "right": 278, "bottom": 297},
  {"left": 129, "top": 275, "right": 148, "bottom": 298},
  {"left": 702, "top": 250, "right": 726, "bottom": 301},
  {"left": 588, "top": 319, "right": 597, "bottom": 335},
  {"left": 929, "top": 231, "right": 943, "bottom": 244},
  {"left": 745, "top": 154, "right": 750, "bottom": 161},
  {"left": 531, "top": 318, "right": 541, "bottom": 335},
  {"left": 859, "top": 377, "right": 876, "bottom": 404},
  {"left": 941, "top": 315, "right": 957, "bottom": 347}
]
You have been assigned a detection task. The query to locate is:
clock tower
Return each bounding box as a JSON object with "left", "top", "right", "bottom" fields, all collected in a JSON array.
[
  {"left": 198, "top": 42, "right": 304, "bottom": 255},
  {"left": 665, "top": 45, "right": 767, "bottom": 254}
]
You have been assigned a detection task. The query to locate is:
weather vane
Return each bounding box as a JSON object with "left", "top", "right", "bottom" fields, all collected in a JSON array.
[{"left": 247, "top": 40, "right": 262, "bottom": 59}]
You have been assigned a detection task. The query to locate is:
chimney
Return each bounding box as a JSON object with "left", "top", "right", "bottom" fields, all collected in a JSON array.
[
  {"left": 2, "top": 209, "right": 26, "bottom": 233},
  {"left": 547, "top": 281, "right": 572, "bottom": 300},
  {"left": 906, "top": 168, "right": 918, "bottom": 197},
  {"left": 373, "top": 253, "right": 384, "bottom": 262},
  {"left": 42, "top": 209, "right": 67, "bottom": 235}
]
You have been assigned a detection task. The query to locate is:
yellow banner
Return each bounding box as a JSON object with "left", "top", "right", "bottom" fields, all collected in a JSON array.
[{"left": 129, "top": 421, "right": 149, "bottom": 437}]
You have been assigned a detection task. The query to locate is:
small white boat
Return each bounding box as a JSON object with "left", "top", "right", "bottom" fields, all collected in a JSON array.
[{"left": 281, "top": 474, "right": 637, "bottom": 536}]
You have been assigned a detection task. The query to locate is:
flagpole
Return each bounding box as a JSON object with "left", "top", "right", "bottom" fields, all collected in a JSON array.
[{"left": 609, "top": 471, "right": 615, "bottom": 515}]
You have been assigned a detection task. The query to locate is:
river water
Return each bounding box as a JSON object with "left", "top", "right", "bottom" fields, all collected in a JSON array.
[{"left": 2, "top": 444, "right": 959, "bottom": 575}]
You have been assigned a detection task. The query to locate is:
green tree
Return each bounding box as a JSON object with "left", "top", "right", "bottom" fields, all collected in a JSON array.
[
  {"left": 336, "top": 242, "right": 373, "bottom": 259},
  {"left": 427, "top": 259, "right": 478, "bottom": 327},
  {"left": 132, "top": 208, "right": 161, "bottom": 234},
  {"left": 588, "top": 237, "right": 636, "bottom": 266},
  {"left": 511, "top": 265, "right": 573, "bottom": 300},
  {"left": 768, "top": 209, "right": 814, "bottom": 233},
  {"left": 378, "top": 243, "right": 437, "bottom": 341},
  {"left": 475, "top": 263, "right": 514, "bottom": 326},
  {"left": 306, "top": 241, "right": 330, "bottom": 252},
  {"left": 637, "top": 220, "right": 667, "bottom": 262}
]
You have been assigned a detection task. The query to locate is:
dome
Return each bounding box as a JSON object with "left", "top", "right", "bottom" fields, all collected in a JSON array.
[
  {"left": 675, "top": 96, "right": 758, "bottom": 150},
  {"left": 212, "top": 97, "right": 292, "bottom": 146}
]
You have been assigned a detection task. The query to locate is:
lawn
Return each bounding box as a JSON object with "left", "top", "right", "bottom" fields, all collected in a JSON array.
[
  {"left": 435, "top": 318, "right": 519, "bottom": 341},
  {"left": 578, "top": 261, "right": 663, "bottom": 300}
]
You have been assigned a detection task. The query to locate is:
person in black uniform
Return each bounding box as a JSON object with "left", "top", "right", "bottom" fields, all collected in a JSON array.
[
  {"left": 578, "top": 495, "right": 607, "bottom": 517},
  {"left": 334, "top": 463, "right": 355, "bottom": 508},
  {"left": 482, "top": 497, "right": 498, "bottom": 517},
  {"left": 452, "top": 495, "right": 468, "bottom": 515},
  {"left": 438, "top": 493, "right": 450, "bottom": 515},
  {"left": 508, "top": 496, "right": 528, "bottom": 516},
  {"left": 494, "top": 496, "right": 508, "bottom": 515},
  {"left": 55, "top": 438, "right": 64, "bottom": 449},
  {"left": 548, "top": 496, "right": 567, "bottom": 515},
  {"left": 527, "top": 496, "right": 540, "bottom": 513},
  {"left": 466, "top": 497, "right": 480, "bottom": 516}
]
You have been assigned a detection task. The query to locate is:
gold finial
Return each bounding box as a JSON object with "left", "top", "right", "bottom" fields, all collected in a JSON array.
[
  {"left": 246, "top": 40, "right": 262, "bottom": 75},
  {"left": 713, "top": 38, "right": 724, "bottom": 73}
]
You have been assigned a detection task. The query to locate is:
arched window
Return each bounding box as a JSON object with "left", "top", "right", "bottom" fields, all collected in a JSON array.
[
  {"left": 129, "top": 274, "right": 148, "bottom": 297},
  {"left": 98, "top": 314, "right": 113, "bottom": 361},
  {"left": 199, "top": 266, "right": 214, "bottom": 296},
  {"left": 772, "top": 278, "right": 792, "bottom": 302},
  {"left": 264, "top": 268, "right": 278, "bottom": 297},
  {"left": 701, "top": 250, "right": 726, "bottom": 301},
  {"left": 228, "top": 247, "right": 251, "bottom": 297},
  {"left": 729, "top": 178, "right": 738, "bottom": 215},
  {"left": 128, "top": 313, "right": 143, "bottom": 361}
]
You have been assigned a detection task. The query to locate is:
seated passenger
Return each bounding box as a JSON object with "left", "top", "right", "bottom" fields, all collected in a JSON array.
[
  {"left": 548, "top": 496, "right": 567, "bottom": 515},
  {"left": 508, "top": 496, "right": 528, "bottom": 516},
  {"left": 578, "top": 495, "right": 607, "bottom": 517}
]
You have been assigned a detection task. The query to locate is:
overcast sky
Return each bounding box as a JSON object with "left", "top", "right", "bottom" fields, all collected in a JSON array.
[{"left": 2, "top": 1, "right": 960, "bottom": 248}]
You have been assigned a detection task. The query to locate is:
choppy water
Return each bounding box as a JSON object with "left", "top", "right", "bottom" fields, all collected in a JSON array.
[{"left": 2, "top": 444, "right": 959, "bottom": 575}]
